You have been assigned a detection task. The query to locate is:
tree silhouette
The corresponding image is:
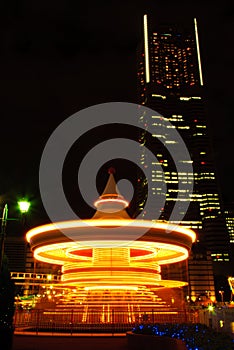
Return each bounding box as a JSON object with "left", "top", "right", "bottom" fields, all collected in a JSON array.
[{"left": 0, "top": 255, "right": 15, "bottom": 349}]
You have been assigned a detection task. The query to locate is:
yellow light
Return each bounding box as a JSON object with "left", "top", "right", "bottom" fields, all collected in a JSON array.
[
  {"left": 219, "top": 320, "right": 224, "bottom": 328},
  {"left": 26, "top": 219, "right": 196, "bottom": 243},
  {"left": 84, "top": 286, "right": 138, "bottom": 291},
  {"left": 32, "top": 240, "right": 189, "bottom": 266},
  {"left": 208, "top": 305, "right": 214, "bottom": 312},
  {"left": 31, "top": 237, "right": 189, "bottom": 293},
  {"left": 94, "top": 198, "right": 129, "bottom": 208}
]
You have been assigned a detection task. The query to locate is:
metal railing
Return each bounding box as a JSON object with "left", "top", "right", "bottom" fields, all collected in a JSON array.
[{"left": 14, "top": 309, "right": 196, "bottom": 335}]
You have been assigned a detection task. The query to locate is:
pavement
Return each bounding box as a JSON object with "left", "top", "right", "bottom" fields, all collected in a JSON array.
[{"left": 12, "top": 334, "right": 129, "bottom": 350}]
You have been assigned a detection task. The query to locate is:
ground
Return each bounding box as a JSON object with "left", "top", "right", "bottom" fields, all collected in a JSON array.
[{"left": 12, "top": 334, "right": 128, "bottom": 350}]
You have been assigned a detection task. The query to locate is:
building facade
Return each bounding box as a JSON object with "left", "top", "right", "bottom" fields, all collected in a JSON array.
[
  {"left": 5, "top": 236, "right": 61, "bottom": 297},
  {"left": 224, "top": 202, "right": 234, "bottom": 275},
  {"left": 188, "top": 243, "right": 216, "bottom": 303},
  {"left": 224, "top": 203, "right": 234, "bottom": 246}
]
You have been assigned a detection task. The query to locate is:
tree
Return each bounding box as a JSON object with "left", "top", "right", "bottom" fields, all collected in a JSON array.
[{"left": 0, "top": 255, "right": 15, "bottom": 349}]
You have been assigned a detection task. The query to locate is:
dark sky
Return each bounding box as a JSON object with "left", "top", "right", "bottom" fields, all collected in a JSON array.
[{"left": 0, "top": 1, "right": 234, "bottom": 225}]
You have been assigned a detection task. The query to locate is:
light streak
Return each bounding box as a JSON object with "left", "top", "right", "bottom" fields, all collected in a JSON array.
[
  {"left": 194, "top": 18, "right": 203, "bottom": 86},
  {"left": 26, "top": 219, "right": 196, "bottom": 242},
  {"left": 84, "top": 286, "right": 138, "bottom": 291},
  {"left": 94, "top": 198, "right": 129, "bottom": 208}
]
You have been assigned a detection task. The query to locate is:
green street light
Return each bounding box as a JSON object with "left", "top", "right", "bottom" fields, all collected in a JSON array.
[{"left": 18, "top": 200, "right": 31, "bottom": 214}]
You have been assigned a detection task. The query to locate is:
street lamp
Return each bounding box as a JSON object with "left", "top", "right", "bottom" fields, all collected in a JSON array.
[
  {"left": 18, "top": 201, "right": 31, "bottom": 213},
  {"left": 0, "top": 204, "right": 8, "bottom": 271},
  {"left": 208, "top": 305, "right": 214, "bottom": 312},
  {"left": 0, "top": 200, "right": 31, "bottom": 271},
  {"left": 219, "top": 290, "right": 224, "bottom": 303}
]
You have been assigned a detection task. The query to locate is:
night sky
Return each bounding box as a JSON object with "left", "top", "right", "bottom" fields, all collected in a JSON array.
[{"left": 0, "top": 1, "right": 234, "bottom": 226}]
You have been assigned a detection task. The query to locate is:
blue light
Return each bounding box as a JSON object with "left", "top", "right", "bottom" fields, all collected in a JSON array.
[{"left": 131, "top": 323, "right": 232, "bottom": 349}]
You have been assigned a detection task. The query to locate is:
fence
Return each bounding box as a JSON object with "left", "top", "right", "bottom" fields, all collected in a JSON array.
[{"left": 14, "top": 308, "right": 196, "bottom": 334}]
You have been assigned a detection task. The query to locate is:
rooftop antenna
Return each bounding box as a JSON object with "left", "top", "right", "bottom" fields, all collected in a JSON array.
[
  {"left": 143, "top": 14, "right": 150, "bottom": 83},
  {"left": 194, "top": 18, "right": 204, "bottom": 86}
]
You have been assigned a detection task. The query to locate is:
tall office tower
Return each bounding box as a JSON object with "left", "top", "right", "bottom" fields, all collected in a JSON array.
[{"left": 137, "top": 15, "right": 230, "bottom": 283}]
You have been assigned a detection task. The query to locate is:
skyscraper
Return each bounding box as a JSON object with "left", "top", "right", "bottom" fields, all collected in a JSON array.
[{"left": 137, "top": 15, "right": 231, "bottom": 289}]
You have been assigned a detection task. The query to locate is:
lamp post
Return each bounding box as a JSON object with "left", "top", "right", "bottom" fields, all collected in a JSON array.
[
  {"left": 0, "top": 200, "right": 30, "bottom": 271},
  {"left": 219, "top": 290, "right": 224, "bottom": 303},
  {"left": 0, "top": 204, "right": 8, "bottom": 271}
]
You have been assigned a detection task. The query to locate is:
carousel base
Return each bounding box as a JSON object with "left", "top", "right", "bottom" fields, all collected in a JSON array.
[{"left": 16, "top": 285, "right": 188, "bottom": 328}]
